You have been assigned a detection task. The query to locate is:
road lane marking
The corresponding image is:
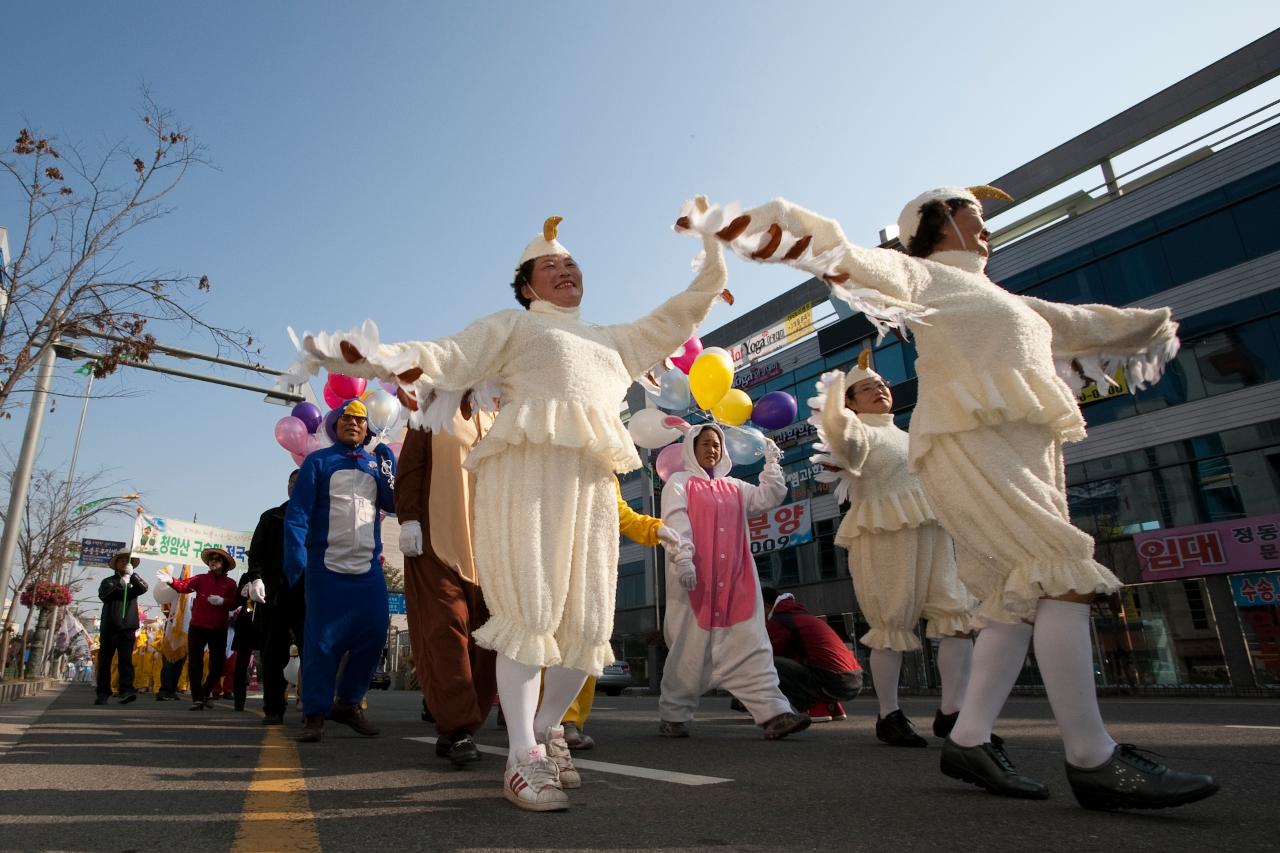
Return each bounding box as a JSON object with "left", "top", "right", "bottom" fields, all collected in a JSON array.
[
  {"left": 231, "top": 724, "right": 321, "bottom": 853},
  {"left": 406, "top": 736, "right": 732, "bottom": 786},
  {"left": 1225, "top": 724, "right": 1280, "bottom": 730}
]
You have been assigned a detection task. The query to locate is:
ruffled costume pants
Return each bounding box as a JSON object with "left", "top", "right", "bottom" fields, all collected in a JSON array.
[
  {"left": 915, "top": 421, "right": 1120, "bottom": 626},
  {"left": 845, "top": 523, "right": 973, "bottom": 651},
  {"left": 471, "top": 443, "right": 619, "bottom": 677}
]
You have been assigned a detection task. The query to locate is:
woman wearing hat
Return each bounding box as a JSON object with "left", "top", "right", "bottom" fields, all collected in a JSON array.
[
  {"left": 158, "top": 547, "right": 240, "bottom": 710},
  {"left": 679, "top": 192, "right": 1215, "bottom": 811},
  {"left": 288, "top": 216, "right": 728, "bottom": 812},
  {"left": 809, "top": 350, "right": 976, "bottom": 748}
]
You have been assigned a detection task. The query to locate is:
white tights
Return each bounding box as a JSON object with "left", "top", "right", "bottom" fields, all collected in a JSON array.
[{"left": 495, "top": 655, "right": 588, "bottom": 767}]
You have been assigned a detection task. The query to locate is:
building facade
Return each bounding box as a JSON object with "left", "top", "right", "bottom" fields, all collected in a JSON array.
[{"left": 613, "top": 33, "right": 1280, "bottom": 692}]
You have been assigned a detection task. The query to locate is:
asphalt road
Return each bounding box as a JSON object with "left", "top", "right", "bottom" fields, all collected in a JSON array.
[{"left": 0, "top": 683, "right": 1275, "bottom": 853}]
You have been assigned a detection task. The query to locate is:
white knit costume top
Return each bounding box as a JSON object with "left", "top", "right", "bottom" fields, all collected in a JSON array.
[
  {"left": 294, "top": 235, "right": 728, "bottom": 475},
  {"left": 811, "top": 376, "right": 935, "bottom": 548},
  {"left": 678, "top": 199, "right": 1179, "bottom": 466}
]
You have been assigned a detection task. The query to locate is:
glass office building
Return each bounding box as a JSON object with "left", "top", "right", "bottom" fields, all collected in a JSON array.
[{"left": 614, "top": 36, "right": 1280, "bottom": 692}]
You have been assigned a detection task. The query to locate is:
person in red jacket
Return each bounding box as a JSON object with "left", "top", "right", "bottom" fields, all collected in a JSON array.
[
  {"left": 762, "top": 587, "right": 863, "bottom": 722},
  {"left": 158, "top": 547, "right": 241, "bottom": 710}
]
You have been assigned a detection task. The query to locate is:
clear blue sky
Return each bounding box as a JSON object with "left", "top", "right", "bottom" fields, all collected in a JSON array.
[{"left": 3, "top": 2, "right": 1278, "bottom": 605}]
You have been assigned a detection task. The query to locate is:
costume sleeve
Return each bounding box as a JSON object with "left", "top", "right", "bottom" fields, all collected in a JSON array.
[
  {"left": 608, "top": 236, "right": 727, "bottom": 379},
  {"left": 616, "top": 478, "right": 662, "bottom": 547},
  {"left": 393, "top": 427, "right": 431, "bottom": 524},
  {"left": 660, "top": 476, "right": 694, "bottom": 576},
  {"left": 1020, "top": 297, "right": 1180, "bottom": 393},
  {"left": 739, "top": 458, "right": 788, "bottom": 516},
  {"left": 677, "top": 197, "right": 934, "bottom": 340},
  {"left": 300, "top": 311, "right": 522, "bottom": 392},
  {"left": 284, "top": 457, "right": 320, "bottom": 587},
  {"left": 817, "top": 374, "right": 872, "bottom": 476}
]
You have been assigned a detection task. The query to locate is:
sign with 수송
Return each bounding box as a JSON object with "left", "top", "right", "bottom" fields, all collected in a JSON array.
[
  {"left": 1134, "top": 513, "right": 1280, "bottom": 581},
  {"left": 132, "top": 512, "right": 252, "bottom": 567},
  {"left": 387, "top": 593, "right": 406, "bottom": 615},
  {"left": 78, "top": 538, "right": 128, "bottom": 568},
  {"left": 1231, "top": 572, "right": 1280, "bottom": 608},
  {"left": 746, "top": 500, "right": 813, "bottom": 555}
]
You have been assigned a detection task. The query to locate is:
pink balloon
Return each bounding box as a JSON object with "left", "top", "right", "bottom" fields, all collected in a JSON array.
[
  {"left": 669, "top": 337, "right": 703, "bottom": 374},
  {"left": 291, "top": 450, "right": 307, "bottom": 466},
  {"left": 327, "top": 373, "right": 367, "bottom": 399},
  {"left": 323, "top": 384, "right": 344, "bottom": 410},
  {"left": 274, "top": 416, "right": 310, "bottom": 455},
  {"left": 655, "top": 443, "right": 685, "bottom": 482},
  {"left": 388, "top": 441, "right": 404, "bottom": 457}
]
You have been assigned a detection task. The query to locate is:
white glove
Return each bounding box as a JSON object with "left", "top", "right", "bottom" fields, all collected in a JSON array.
[
  {"left": 677, "top": 564, "right": 697, "bottom": 591},
  {"left": 399, "top": 520, "right": 424, "bottom": 558},
  {"left": 207, "top": 595, "right": 225, "bottom": 606},
  {"left": 673, "top": 547, "right": 697, "bottom": 590},
  {"left": 656, "top": 526, "right": 682, "bottom": 550},
  {"left": 247, "top": 579, "right": 267, "bottom": 604},
  {"left": 764, "top": 438, "right": 783, "bottom": 465},
  {"left": 121, "top": 564, "right": 134, "bottom": 577}
]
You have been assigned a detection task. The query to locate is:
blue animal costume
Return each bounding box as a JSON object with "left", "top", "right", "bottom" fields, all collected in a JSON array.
[{"left": 284, "top": 398, "right": 397, "bottom": 722}]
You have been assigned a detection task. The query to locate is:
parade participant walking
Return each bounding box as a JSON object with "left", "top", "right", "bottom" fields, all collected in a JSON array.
[
  {"left": 658, "top": 423, "right": 809, "bottom": 740},
  {"left": 761, "top": 587, "right": 862, "bottom": 723},
  {"left": 158, "top": 547, "right": 240, "bottom": 710},
  {"left": 808, "top": 350, "right": 976, "bottom": 746},
  {"left": 290, "top": 215, "right": 728, "bottom": 811},
  {"left": 285, "top": 398, "right": 396, "bottom": 744},
  {"left": 94, "top": 550, "right": 148, "bottom": 705},
  {"left": 396, "top": 396, "right": 498, "bottom": 768},
  {"left": 680, "top": 189, "right": 1217, "bottom": 809},
  {"left": 247, "top": 470, "right": 303, "bottom": 726}
]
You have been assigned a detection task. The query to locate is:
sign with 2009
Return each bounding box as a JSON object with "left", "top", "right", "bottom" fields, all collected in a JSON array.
[{"left": 747, "top": 500, "right": 813, "bottom": 554}]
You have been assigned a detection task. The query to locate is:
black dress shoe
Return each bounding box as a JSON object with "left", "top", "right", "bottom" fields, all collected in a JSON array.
[
  {"left": 933, "top": 709, "right": 1004, "bottom": 748},
  {"left": 118, "top": 691, "right": 138, "bottom": 705},
  {"left": 297, "top": 715, "right": 325, "bottom": 743},
  {"left": 877, "top": 710, "right": 928, "bottom": 748},
  {"left": 331, "top": 703, "right": 380, "bottom": 736},
  {"left": 1066, "top": 744, "right": 1219, "bottom": 811},
  {"left": 93, "top": 695, "right": 109, "bottom": 706},
  {"left": 941, "top": 738, "right": 1050, "bottom": 799},
  {"left": 446, "top": 733, "right": 482, "bottom": 768},
  {"left": 262, "top": 712, "right": 284, "bottom": 726}
]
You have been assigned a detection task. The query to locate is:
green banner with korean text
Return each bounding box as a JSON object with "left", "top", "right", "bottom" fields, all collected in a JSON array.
[{"left": 131, "top": 512, "right": 252, "bottom": 567}]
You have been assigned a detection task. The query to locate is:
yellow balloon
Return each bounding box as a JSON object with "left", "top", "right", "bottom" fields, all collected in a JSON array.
[
  {"left": 689, "top": 352, "right": 733, "bottom": 410},
  {"left": 712, "top": 389, "right": 753, "bottom": 426}
]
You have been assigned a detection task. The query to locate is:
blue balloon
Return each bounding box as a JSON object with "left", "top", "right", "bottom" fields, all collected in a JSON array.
[
  {"left": 646, "top": 368, "right": 692, "bottom": 412},
  {"left": 751, "top": 391, "right": 798, "bottom": 431},
  {"left": 724, "top": 425, "right": 768, "bottom": 466}
]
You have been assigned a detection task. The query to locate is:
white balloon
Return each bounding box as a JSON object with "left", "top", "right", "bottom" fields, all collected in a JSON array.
[
  {"left": 364, "top": 389, "right": 403, "bottom": 434},
  {"left": 284, "top": 655, "right": 301, "bottom": 686},
  {"left": 153, "top": 572, "right": 178, "bottom": 607},
  {"left": 629, "top": 407, "right": 681, "bottom": 449}
]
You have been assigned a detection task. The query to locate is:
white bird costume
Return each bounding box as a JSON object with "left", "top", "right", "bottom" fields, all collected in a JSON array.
[
  {"left": 658, "top": 423, "right": 793, "bottom": 726},
  {"left": 289, "top": 220, "right": 728, "bottom": 676},
  {"left": 678, "top": 193, "right": 1178, "bottom": 626},
  {"left": 809, "top": 353, "right": 973, "bottom": 651}
]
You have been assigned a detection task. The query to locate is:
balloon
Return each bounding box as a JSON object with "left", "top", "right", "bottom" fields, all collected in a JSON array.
[
  {"left": 629, "top": 407, "right": 682, "bottom": 449},
  {"left": 323, "top": 384, "right": 344, "bottom": 410},
  {"left": 152, "top": 575, "right": 178, "bottom": 607},
  {"left": 304, "top": 434, "right": 326, "bottom": 455},
  {"left": 291, "top": 402, "right": 323, "bottom": 434},
  {"left": 711, "top": 388, "right": 753, "bottom": 426},
  {"left": 274, "top": 416, "right": 310, "bottom": 455},
  {"left": 751, "top": 391, "right": 799, "bottom": 430},
  {"left": 291, "top": 450, "right": 307, "bottom": 466},
  {"left": 689, "top": 352, "right": 734, "bottom": 410},
  {"left": 724, "top": 425, "right": 768, "bottom": 466},
  {"left": 669, "top": 336, "right": 703, "bottom": 374},
  {"left": 655, "top": 442, "right": 685, "bottom": 482},
  {"left": 646, "top": 368, "right": 692, "bottom": 411},
  {"left": 364, "top": 389, "right": 403, "bottom": 434},
  {"left": 326, "top": 373, "right": 366, "bottom": 400},
  {"left": 379, "top": 380, "right": 400, "bottom": 395},
  {"left": 700, "top": 347, "right": 734, "bottom": 370}
]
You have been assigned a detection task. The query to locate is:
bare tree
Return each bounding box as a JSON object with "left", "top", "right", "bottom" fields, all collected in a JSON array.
[
  {"left": 0, "top": 89, "right": 255, "bottom": 418},
  {"left": 0, "top": 463, "right": 136, "bottom": 676}
]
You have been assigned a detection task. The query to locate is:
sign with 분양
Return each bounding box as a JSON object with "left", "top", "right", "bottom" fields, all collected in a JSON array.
[
  {"left": 132, "top": 513, "right": 252, "bottom": 566},
  {"left": 746, "top": 500, "right": 813, "bottom": 555}
]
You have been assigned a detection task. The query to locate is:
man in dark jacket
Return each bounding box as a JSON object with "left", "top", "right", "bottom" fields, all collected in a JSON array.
[
  {"left": 762, "top": 586, "right": 862, "bottom": 722},
  {"left": 245, "top": 469, "right": 301, "bottom": 725},
  {"left": 95, "top": 550, "right": 149, "bottom": 705}
]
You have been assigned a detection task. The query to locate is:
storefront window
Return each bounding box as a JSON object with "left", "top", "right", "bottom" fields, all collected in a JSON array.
[
  {"left": 1091, "top": 580, "right": 1229, "bottom": 686},
  {"left": 1230, "top": 571, "right": 1280, "bottom": 686}
]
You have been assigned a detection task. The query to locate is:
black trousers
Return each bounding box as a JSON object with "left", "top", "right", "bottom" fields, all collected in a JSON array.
[
  {"left": 773, "top": 656, "right": 864, "bottom": 710},
  {"left": 261, "top": 584, "right": 306, "bottom": 716},
  {"left": 159, "top": 655, "right": 186, "bottom": 696},
  {"left": 96, "top": 628, "right": 136, "bottom": 697},
  {"left": 187, "top": 626, "right": 228, "bottom": 702}
]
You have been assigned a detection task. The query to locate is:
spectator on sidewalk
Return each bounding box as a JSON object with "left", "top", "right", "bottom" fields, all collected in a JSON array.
[{"left": 762, "top": 587, "right": 863, "bottom": 722}]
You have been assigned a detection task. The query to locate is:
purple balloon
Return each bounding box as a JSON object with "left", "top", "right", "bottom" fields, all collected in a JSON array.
[
  {"left": 291, "top": 401, "right": 323, "bottom": 434},
  {"left": 751, "top": 391, "right": 798, "bottom": 431}
]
